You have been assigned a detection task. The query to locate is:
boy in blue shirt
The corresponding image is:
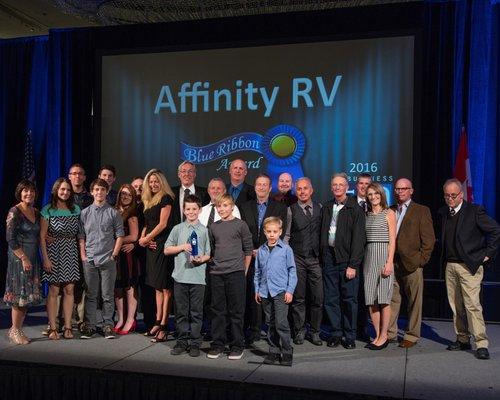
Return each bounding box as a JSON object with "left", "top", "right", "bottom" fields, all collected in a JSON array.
[
  {"left": 254, "top": 216, "right": 297, "bottom": 366},
  {"left": 165, "top": 195, "right": 211, "bottom": 357}
]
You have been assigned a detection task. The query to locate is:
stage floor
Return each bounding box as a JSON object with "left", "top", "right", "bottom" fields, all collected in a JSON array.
[{"left": 0, "top": 307, "right": 498, "bottom": 400}]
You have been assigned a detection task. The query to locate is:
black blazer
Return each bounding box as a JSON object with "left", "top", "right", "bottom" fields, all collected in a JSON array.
[
  {"left": 240, "top": 198, "right": 288, "bottom": 248},
  {"left": 438, "top": 201, "right": 500, "bottom": 274},
  {"left": 226, "top": 182, "right": 256, "bottom": 208},
  {"left": 319, "top": 195, "right": 366, "bottom": 269},
  {"left": 171, "top": 185, "right": 209, "bottom": 226}
]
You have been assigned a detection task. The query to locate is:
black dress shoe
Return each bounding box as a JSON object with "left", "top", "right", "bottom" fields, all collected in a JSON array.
[
  {"left": 446, "top": 340, "right": 472, "bottom": 351},
  {"left": 327, "top": 336, "right": 342, "bottom": 348},
  {"left": 308, "top": 333, "right": 323, "bottom": 346},
  {"left": 293, "top": 331, "right": 305, "bottom": 345},
  {"left": 476, "top": 347, "right": 490, "bottom": 360},
  {"left": 341, "top": 339, "right": 356, "bottom": 349}
]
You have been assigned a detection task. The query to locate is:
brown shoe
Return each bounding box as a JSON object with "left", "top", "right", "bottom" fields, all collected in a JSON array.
[{"left": 399, "top": 339, "right": 416, "bottom": 348}]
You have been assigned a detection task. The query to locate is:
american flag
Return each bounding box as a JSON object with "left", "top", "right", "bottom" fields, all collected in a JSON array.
[{"left": 22, "top": 131, "right": 35, "bottom": 182}]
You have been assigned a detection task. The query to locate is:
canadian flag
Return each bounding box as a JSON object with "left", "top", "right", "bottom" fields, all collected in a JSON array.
[{"left": 453, "top": 127, "right": 474, "bottom": 202}]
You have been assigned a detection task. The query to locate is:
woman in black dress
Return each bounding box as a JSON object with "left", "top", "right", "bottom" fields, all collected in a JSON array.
[
  {"left": 139, "top": 169, "right": 175, "bottom": 342},
  {"left": 114, "top": 184, "right": 140, "bottom": 335}
]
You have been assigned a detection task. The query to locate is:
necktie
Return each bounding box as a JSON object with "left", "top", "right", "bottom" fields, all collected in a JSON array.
[
  {"left": 397, "top": 205, "right": 403, "bottom": 219},
  {"left": 182, "top": 188, "right": 191, "bottom": 221},
  {"left": 305, "top": 205, "right": 312, "bottom": 218},
  {"left": 449, "top": 208, "right": 456, "bottom": 217},
  {"left": 359, "top": 200, "right": 366, "bottom": 212},
  {"left": 207, "top": 204, "right": 216, "bottom": 227}
]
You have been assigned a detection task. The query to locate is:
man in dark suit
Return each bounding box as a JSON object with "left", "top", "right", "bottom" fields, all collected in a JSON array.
[
  {"left": 320, "top": 172, "right": 366, "bottom": 349},
  {"left": 438, "top": 178, "right": 500, "bottom": 360},
  {"left": 388, "top": 178, "right": 435, "bottom": 348},
  {"left": 240, "top": 173, "right": 287, "bottom": 344},
  {"left": 285, "top": 177, "right": 323, "bottom": 346},
  {"left": 171, "top": 161, "right": 209, "bottom": 225},
  {"left": 226, "top": 159, "right": 256, "bottom": 208}
]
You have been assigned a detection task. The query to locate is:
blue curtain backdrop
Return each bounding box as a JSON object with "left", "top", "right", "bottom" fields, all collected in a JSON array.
[{"left": 0, "top": 1, "right": 499, "bottom": 292}]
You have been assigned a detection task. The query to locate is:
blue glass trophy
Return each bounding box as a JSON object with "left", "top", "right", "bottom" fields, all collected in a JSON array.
[{"left": 190, "top": 230, "right": 198, "bottom": 256}]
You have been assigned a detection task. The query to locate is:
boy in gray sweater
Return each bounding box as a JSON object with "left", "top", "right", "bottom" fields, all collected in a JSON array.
[{"left": 207, "top": 193, "right": 253, "bottom": 360}]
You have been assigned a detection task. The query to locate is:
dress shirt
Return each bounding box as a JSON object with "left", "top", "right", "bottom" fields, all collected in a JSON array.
[
  {"left": 450, "top": 201, "right": 463, "bottom": 215},
  {"left": 396, "top": 199, "right": 412, "bottom": 234},
  {"left": 328, "top": 200, "right": 345, "bottom": 247},
  {"left": 257, "top": 200, "right": 268, "bottom": 231},
  {"left": 179, "top": 184, "right": 196, "bottom": 216},
  {"left": 229, "top": 182, "right": 244, "bottom": 201},
  {"left": 254, "top": 239, "right": 297, "bottom": 298},
  {"left": 78, "top": 202, "right": 124, "bottom": 265},
  {"left": 199, "top": 202, "right": 241, "bottom": 227}
]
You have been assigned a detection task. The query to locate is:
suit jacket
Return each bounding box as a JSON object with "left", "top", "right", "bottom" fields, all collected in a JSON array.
[
  {"left": 240, "top": 198, "right": 288, "bottom": 248},
  {"left": 438, "top": 201, "right": 500, "bottom": 274},
  {"left": 226, "top": 181, "right": 256, "bottom": 208},
  {"left": 171, "top": 185, "right": 209, "bottom": 226},
  {"left": 391, "top": 201, "right": 435, "bottom": 272}
]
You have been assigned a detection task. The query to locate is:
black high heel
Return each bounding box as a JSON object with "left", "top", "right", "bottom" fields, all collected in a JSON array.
[
  {"left": 368, "top": 340, "right": 389, "bottom": 350},
  {"left": 144, "top": 320, "right": 161, "bottom": 337},
  {"left": 151, "top": 325, "right": 168, "bottom": 343}
]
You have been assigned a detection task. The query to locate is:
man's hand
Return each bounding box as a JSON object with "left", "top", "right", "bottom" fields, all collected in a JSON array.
[
  {"left": 255, "top": 293, "right": 261, "bottom": 304},
  {"left": 284, "top": 292, "right": 293, "bottom": 304}
]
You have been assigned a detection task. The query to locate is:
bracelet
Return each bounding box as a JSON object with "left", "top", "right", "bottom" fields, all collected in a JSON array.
[{"left": 20, "top": 255, "right": 27, "bottom": 261}]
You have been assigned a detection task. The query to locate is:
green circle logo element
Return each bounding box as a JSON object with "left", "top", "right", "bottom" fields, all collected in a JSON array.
[{"left": 270, "top": 134, "right": 296, "bottom": 158}]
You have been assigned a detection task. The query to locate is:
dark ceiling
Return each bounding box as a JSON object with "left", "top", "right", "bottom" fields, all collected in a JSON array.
[{"left": 0, "top": 0, "right": 419, "bottom": 39}]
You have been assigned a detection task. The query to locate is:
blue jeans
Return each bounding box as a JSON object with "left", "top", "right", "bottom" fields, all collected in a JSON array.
[{"left": 323, "top": 248, "right": 359, "bottom": 341}]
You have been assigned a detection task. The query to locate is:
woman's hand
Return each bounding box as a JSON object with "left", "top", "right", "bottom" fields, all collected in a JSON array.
[
  {"left": 382, "top": 261, "right": 393, "bottom": 277},
  {"left": 43, "top": 259, "right": 53, "bottom": 273},
  {"left": 21, "top": 257, "right": 32, "bottom": 272}
]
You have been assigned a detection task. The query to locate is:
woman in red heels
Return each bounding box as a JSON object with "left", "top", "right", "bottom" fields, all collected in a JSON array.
[{"left": 114, "top": 184, "right": 140, "bottom": 335}]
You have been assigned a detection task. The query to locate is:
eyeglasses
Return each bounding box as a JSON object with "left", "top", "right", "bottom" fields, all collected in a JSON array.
[
  {"left": 179, "top": 170, "right": 195, "bottom": 175},
  {"left": 394, "top": 187, "right": 411, "bottom": 192},
  {"left": 444, "top": 193, "right": 461, "bottom": 200}
]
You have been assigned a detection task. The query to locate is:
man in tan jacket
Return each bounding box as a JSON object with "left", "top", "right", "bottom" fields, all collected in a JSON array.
[{"left": 388, "top": 178, "right": 435, "bottom": 348}]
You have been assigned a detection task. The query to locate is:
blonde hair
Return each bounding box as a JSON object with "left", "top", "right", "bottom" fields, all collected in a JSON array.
[
  {"left": 141, "top": 169, "right": 175, "bottom": 210},
  {"left": 215, "top": 193, "right": 234, "bottom": 207},
  {"left": 263, "top": 216, "right": 282, "bottom": 229}
]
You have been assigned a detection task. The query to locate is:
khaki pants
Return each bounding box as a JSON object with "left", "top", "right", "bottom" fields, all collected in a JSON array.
[
  {"left": 388, "top": 266, "right": 423, "bottom": 342},
  {"left": 445, "top": 262, "right": 488, "bottom": 348}
]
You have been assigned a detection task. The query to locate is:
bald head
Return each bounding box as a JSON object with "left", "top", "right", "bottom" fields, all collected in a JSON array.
[
  {"left": 277, "top": 172, "right": 293, "bottom": 194},
  {"left": 394, "top": 178, "right": 414, "bottom": 204}
]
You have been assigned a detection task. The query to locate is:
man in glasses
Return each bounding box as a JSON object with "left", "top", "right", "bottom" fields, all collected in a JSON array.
[
  {"left": 438, "top": 178, "right": 500, "bottom": 360},
  {"left": 387, "top": 178, "right": 435, "bottom": 348},
  {"left": 68, "top": 164, "right": 93, "bottom": 210}
]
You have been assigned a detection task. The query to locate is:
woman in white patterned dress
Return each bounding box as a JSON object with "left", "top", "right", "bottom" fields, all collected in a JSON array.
[
  {"left": 40, "top": 178, "right": 81, "bottom": 340},
  {"left": 364, "top": 183, "right": 396, "bottom": 350}
]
